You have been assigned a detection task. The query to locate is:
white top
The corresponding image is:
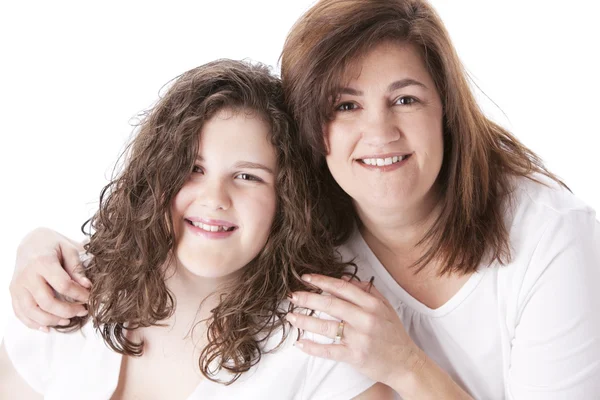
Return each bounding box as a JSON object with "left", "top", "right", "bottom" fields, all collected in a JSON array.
[
  {"left": 3, "top": 309, "right": 374, "bottom": 399},
  {"left": 338, "top": 175, "right": 600, "bottom": 400}
]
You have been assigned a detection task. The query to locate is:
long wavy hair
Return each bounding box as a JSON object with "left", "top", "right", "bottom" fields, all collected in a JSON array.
[
  {"left": 280, "top": 0, "right": 567, "bottom": 275},
  {"left": 61, "top": 59, "right": 350, "bottom": 384}
]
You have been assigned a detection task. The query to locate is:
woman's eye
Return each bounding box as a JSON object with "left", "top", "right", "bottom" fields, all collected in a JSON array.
[
  {"left": 395, "top": 96, "right": 417, "bottom": 106},
  {"left": 335, "top": 102, "right": 358, "bottom": 112},
  {"left": 236, "top": 173, "right": 262, "bottom": 182},
  {"left": 192, "top": 165, "right": 204, "bottom": 174}
]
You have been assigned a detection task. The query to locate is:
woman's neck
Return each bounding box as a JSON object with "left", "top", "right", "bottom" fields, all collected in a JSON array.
[{"left": 355, "top": 190, "right": 441, "bottom": 261}]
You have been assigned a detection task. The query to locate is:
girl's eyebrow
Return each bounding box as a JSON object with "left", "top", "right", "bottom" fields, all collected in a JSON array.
[
  {"left": 234, "top": 161, "right": 274, "bottom": 174},
  {"left": 196, "top": 156, "right": 274, "bottom": 174}
]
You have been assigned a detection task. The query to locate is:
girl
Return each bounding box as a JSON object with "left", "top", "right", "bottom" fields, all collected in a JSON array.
[{"left": 0, "top": 59, "right": 388, "bottom": 399}]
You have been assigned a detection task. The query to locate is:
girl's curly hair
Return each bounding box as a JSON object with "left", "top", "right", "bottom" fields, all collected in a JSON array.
[{"left": 61, "top": 59, "right": 352, "bottom": 384}]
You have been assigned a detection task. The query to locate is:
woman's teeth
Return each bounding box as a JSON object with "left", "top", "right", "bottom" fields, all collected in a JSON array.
[
  {"left": 361, "top": 155, "right": 409, "bottom": 166},
  {"left": 189, "top": 221, "right": 234, "bottom": 232}
]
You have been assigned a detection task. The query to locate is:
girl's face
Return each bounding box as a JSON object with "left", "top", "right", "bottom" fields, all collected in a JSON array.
[
  {"left": 171, "top": 108, "right": 277, "bottom": 278},
  {"left": 324, "top": 41, "right": 444, "bottom": 215}
]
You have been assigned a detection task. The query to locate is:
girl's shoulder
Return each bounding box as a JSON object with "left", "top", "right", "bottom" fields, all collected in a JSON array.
[{"left": 3, "top": 315, "right": 120, "bottom": 398}]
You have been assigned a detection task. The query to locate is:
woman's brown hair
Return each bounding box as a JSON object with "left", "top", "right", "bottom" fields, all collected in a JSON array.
[
  {"left": 61, "top": 59, "right": 349, "bottom": 384},
  {"left": 280, "top": 0, "right": 565, "bottom": 275}
]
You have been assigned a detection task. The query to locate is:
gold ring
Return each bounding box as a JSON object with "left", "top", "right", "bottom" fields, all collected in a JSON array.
[{"left": 335, "top": 320, "right": 345, "bottom": 343}]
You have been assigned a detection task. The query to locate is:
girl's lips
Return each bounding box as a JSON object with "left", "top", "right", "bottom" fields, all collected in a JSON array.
[
  {"left": 186, "top": 217, "right": 237, "bottom": 228},
  {"left": 185, "top": 219, "right": 237, "bottom": 239}
]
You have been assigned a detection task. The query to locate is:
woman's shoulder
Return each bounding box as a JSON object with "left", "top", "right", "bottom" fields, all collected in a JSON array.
[
  {"left": 499, "top": 174, "right": 599, "bottom": 309},
  {"left": 503, "top": 173, "right": 597, "bottom": 258},
  {"left": 509, "top": 173, "right": 595, "bottom": 221}
]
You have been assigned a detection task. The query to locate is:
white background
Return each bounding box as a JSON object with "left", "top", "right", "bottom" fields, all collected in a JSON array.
[{"left": 1, "top": 1, "right": 598, "bottom": 334}]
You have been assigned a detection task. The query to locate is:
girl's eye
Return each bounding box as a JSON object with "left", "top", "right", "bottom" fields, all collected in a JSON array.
[
  {"left": 236, "top": 173, "right": 262, "bottom": 182},
  {"left": 395, "top": 96, "right": 417, "bottom": 106},
  {"left": 335, "top": 102, "right": 359, "bottom": 112}
]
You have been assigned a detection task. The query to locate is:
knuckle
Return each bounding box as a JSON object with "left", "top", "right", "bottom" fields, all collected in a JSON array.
[
  {"left": 54, "top": 279, "right": 74, "bottom": 294},
  {"left": 32, "top": 253, "right": 57, "bottom": 268},
  {"left": 333, "top": 279, "right": 349, "bottom": 291},
  {"left": 36, "top": 293, "right": 53, "bottom": 310},
  {"left": 363, "top": 314, "right": 378, "bottom": 330},
  {"left": 295, "top": 292, "right": 307, "bottom": 304},
  {"left": 319, "top": 320, "right": 330, "bottom": 335},
  {"left": 21, "top": 295, "right": 38, "bottom": 311},
  {"left": 323, "top": 296, "right": 334, "bottom": 312},
  {"left": 365, "top": 297, "right": 380, "bottom": 311}
]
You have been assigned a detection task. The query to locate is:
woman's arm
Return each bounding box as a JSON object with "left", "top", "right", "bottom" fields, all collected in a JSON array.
[
  {"left": 352, "top": 383, "right": 396, "bottom": 399},
  {"left": 10, "top": 227, "right": 90, "bottom": 331},
  {"left": 0, "top": 342, "right": 41, "bottom": 400},
  {"left": 505, "top": 211, "right": 600, "bottom": 398}
]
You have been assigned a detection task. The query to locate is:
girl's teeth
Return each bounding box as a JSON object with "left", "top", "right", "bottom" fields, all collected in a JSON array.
[{"left": 190, "top": 221, "right": 231, "bottom": 232}]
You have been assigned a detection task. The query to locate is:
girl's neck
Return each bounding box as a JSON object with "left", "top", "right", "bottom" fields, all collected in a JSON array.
[{"left": 162, "top": 258, "right": 239, "bottom": 326}]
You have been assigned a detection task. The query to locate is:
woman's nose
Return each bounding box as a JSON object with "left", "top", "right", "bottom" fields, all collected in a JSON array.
[{"left": 361, "top": 109, "right": 401, "bottom": 147}]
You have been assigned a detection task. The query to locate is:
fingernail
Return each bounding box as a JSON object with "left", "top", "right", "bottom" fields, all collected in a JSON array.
[
  {"left": 82, "top": 278, "right": 92, "bottom": 288},
  {"left": 286, "top": 313, "right": 297, "bottom": 323},
  {"left": 77, "top": 310, "right": 88, "bottom": 317},
  {"left": 290, "top": 293, "right": 298, "bottom": 302},
  {"left": 294, "top": 341, "right": 304, "bottom": 349},
  {"left": 301, "top": 274, "right": 311, "bottom": 282},
  {"left": 58, "top": 319, "right": 70, "bottom": 326},
  {"left": 38, "top": 326, "right": 50, "bottom": 333}
]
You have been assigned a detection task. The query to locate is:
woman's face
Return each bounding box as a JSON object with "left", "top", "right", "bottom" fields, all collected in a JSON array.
[
  {"left": 324, "top": 41, "right": 444, "bottom": 215},
  {"left": 171, "top": 108, "right": 277, "bottom": 278}
]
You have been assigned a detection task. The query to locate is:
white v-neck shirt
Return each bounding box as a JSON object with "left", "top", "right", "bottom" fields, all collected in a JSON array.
[
  {"left": 3, "top": 310, "right": 374, "bottom": 399},
  {"left": 337, "top": 175, "right": 600, "bottom": 399}
]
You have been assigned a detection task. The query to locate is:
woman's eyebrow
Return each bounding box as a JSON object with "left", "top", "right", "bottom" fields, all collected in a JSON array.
[
  {"left": 387, "top": 78, "right": 428, "bottom": 92},
  {"left": 234, "top": 161, "right": 274, "bottom": 174},
  {"left": 336, "top": 78, "right": 428, "bottom": 97}
]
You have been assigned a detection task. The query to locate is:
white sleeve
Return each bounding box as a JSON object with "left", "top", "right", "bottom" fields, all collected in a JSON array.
[
  {"left": 301, "top": 312, "right": 376, "bottom": 400},
  {"left": 3, "top": 313, "right": 54, "bottom": 394},
  {"left": 507, "top": 210, "right": 600, "bottom": 399}
]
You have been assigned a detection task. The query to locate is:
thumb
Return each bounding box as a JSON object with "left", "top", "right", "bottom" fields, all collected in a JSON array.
[{"left": 58, "top": 243, "right": 92, "bottom": 288}]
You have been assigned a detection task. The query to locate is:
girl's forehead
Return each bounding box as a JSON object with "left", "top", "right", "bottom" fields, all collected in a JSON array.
[{"left": 196, "top": 110, "right": 276, "bottom": 164}]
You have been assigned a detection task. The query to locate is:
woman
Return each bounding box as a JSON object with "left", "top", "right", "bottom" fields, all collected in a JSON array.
[
  {"left": 8, "top": 0, "right": 600, "bottom": 398},
  {"left": 1, "top": 59, "right": 387, "bottom": 399}
]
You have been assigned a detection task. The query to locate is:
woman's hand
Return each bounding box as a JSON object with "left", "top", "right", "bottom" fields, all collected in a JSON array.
[
  {"left": 287, "top": 274, "right": 473, "bottom": 399},
  {"left": 10, "top": 228, "right": 91, "bottom": 332},
  {"left": 286, "top": 274, "right": 421, "bottom": 389}
]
